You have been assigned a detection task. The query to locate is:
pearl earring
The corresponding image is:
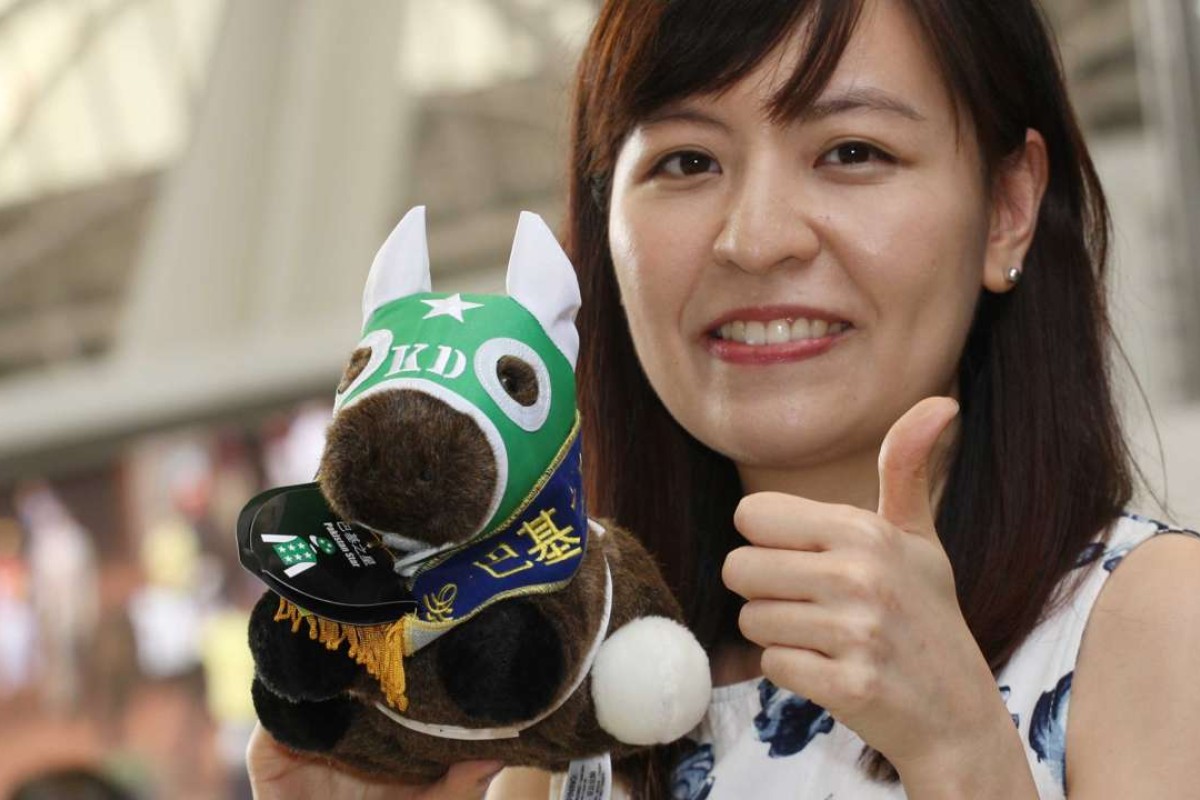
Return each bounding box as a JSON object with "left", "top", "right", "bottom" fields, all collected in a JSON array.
[{"left": 1005, "top": 266, "right": 1023, "bottom": 286}]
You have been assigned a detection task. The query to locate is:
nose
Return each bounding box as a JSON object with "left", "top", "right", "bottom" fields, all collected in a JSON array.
[
  {"left": 318, "top": 389, "right": 496, "bottom": 546},
  {"left": 711, "top": 159, "right": 821, "bottom": 275}
]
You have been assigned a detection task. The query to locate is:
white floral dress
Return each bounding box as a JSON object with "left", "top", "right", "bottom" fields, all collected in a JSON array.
[{"left": 665, "top": 511, "right": 1200, "bottom": 800}]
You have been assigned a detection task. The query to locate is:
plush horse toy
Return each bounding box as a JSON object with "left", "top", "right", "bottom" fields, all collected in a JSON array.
[{"left": 240, "top": 207, "right": 711, "bottom": 786}]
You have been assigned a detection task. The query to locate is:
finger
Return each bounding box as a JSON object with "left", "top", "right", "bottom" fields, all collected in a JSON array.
[
  {"left": 761, "top": 645, "right": 873, "bottom": 714},
  {"left": 416, "top": 760, "right": 505, "bottom": 800},
  {"left": 739, "top": 599, "right": 843, "bottom": 657},
  {"left": 247, "top": 723, "right": 391, "bottom": 800},
  {"left": 245, "top": 723, "right": 319, "bottom": 791},
  {"left": 733, "top": 492, "right": 852, "bottom": 551},
  {"left": 245, "top": 722, "right": 277, "bottom": 769},
  {"left": 245, "top": 723, "right": 291, "bottom": 790},
  {"left": 877, "top": 396, "right": 959, "bottom": 540},
  {"left": 723, "top": 547, "right": 847, "bottom": 602}
]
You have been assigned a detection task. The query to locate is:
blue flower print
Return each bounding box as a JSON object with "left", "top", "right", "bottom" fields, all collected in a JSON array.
[
  {"left": 1103, "top": 542, "right": 1135, "bottom": 572},
  {"left": 671, "top": 741, "right": 715, "bottom": 800},
  {"left": 753, "top": 679, "right": 835, "bottom": 758},
  {"left": 1121, "top": 511, "right": 1169, "bottom": 530},
  {"left": 998, "top": 685, "right": 1020, "bottom": 728},
  {"left": 1120, "top": 511, "right": 1200, "bottom": 538},
  {"left": 1029, "top": 671, "right": 1072, "bottom": 791},
  {"left": 1072, "top": 542, "right": 1105, "bottom": 569}
]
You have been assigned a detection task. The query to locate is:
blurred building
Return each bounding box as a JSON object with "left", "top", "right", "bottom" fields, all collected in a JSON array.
[
  {"left": 0, "top": 0, "right": 1196, "bottom": 796},
  {"left": 0, "top": 1, "right": 598, "bottom": 796},
  {"left": 0, "top": 0, "right": 595, "bottom": 475},
  {"left": 1046, "top": 0, "right": 1200, "bottom": 520}
]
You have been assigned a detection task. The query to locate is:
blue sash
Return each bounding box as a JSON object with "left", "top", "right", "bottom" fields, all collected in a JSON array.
[{"left": 401, "top": 423, "right": 587, "bottom": 651}]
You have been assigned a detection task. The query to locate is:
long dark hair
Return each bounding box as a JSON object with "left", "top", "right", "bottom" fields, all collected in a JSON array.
[{"left": 566, "top": 0, "right": 1139, "bottom": 793}]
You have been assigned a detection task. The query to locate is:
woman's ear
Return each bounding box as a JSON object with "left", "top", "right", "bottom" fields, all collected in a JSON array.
[{"left": 983, "top": 129, "right": 1049, "bottom": 293}]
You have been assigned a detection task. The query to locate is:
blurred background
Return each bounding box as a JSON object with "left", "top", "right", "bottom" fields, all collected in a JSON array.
[{"left": 0, "top": 0, "right": 1195, "bottom": 797}]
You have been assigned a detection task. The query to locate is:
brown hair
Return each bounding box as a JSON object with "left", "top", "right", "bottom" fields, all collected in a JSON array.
[{"left": 566, "top": 0, "right": 1140, "bottom": 794}]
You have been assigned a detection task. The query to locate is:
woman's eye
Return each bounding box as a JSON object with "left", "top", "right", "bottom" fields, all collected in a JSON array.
[
  {"left": 654, "top": 150, "right": 719, "bottom": 178},
  {"left": 821, "top": 141, "right": 895, "bottom": 168}
]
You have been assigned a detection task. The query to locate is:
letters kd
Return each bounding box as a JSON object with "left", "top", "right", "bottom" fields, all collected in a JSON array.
[{"left": 387, "top": 343, "right": 467, "bottom": 379}]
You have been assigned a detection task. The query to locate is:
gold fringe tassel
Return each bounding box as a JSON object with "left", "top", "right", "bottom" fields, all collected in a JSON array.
[{"left": 273, "top": 597, "right": 410, "bottom": 712}]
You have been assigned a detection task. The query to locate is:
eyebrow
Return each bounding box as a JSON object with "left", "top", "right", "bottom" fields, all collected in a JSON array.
[
  {"left": 639, "top": 107, "right": 734, "bottom": 132},
  {"left": 803, "top": 87, "right": 927, "bottom": 123},
  {"left": 640, "top": 87, "right": 927, "bottom": 130}
]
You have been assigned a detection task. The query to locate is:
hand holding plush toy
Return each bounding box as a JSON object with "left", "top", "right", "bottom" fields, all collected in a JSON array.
[
  {"left": 240, "top": 207, "right": 711, "bottom": 790},
  {"left": 245, "top": 723, "right": 508, "bottom": 799}
]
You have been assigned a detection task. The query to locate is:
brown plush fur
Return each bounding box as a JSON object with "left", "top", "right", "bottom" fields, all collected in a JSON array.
[
  {"left": 318, "top": 391, "right": 497, "bottom": 546},
  {"left": 337, "top": 347, "right": 372, "bottom": 394},
  {"left": 250, "top": 332, "right": 698, "bottom": 783},
  {"left": 347, "top": 522, "right": 674, "bottom": 780},
  {"left": 251, "top": 518, "right": 683, "bottom": 782}
]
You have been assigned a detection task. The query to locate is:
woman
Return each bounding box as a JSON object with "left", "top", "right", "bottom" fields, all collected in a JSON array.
[{"left": 248, "top": 0, "right": 1200, "bottom": 797}]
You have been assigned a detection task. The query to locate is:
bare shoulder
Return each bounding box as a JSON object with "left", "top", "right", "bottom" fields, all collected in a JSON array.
[
  {"left": 1067, "top": 529, "right": 1200, "bottom": 797},
  {"left": 485, "top": 767, "right": 552, "bottom": 799}
]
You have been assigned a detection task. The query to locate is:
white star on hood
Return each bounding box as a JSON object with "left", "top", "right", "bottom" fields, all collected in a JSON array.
[{"left": 421, "top": 293, "right": 484, "bottom": 323}]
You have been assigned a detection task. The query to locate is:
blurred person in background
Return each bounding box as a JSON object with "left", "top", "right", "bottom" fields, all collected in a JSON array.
[
  {"left": 16, "top": 484, "right": 98, "bottom": 716},
  {"left": 0, "top": 516, "right": 35, "bottom": 698},
  {"left": 127, "top": 515, "right": 206, "bottom": 681}
]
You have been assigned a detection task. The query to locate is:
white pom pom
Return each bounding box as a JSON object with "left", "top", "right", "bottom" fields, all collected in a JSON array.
[{"left": 590, "top": 616, "right": 712, "bottom": 745}]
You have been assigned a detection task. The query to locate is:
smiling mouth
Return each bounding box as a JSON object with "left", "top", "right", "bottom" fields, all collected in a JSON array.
[{"left": 712, "top": 317, "right": 853, "bottom": 346}]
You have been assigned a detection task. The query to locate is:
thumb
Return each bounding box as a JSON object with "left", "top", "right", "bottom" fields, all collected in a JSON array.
[{"left": 877, "top": 396, "right": 960, "bottom": 539}]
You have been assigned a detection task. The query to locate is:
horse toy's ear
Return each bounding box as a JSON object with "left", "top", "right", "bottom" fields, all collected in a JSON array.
[
  {"left": 362, "top": 205, "right": 432, "bottom": 327},
  {"left": 505, "top": 212, "right": 582, "bottom": 369}
]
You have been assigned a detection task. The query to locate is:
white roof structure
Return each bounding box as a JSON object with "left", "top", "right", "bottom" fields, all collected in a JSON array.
[{"left": 0, "top": 0, "right": 597, "bottom": 475}]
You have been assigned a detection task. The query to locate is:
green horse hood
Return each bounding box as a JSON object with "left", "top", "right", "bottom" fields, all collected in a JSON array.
[{"left": 330, "top": 207, "right": 582, "bottom": 542}]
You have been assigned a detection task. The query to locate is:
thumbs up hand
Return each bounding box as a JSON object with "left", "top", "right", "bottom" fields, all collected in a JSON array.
[{"left": 723, "top": 397, "right": 1009, "bottom": 773}]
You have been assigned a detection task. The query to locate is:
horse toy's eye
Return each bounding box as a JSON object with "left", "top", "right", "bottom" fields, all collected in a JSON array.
[
  {"left": 496, "top": 356, "right": 538, "bottom": 407},
  {"left": 338, "top": 347, "right": 373, "bottom": 394}
]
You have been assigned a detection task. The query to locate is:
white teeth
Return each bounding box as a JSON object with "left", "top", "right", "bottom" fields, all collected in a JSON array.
[
  {"left": 744, "top": 321, "right": 766, "bottom": 345},
  {"left": 766, "top": 319, "right": 790, "bottom": 344},
  {"left": 716, "top": 317, "right": 850, "bottom": 345}
]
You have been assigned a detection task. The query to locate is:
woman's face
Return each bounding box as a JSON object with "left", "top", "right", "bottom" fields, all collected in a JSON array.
[{"left": 608, "top": 0, "right": 997, "bottom": 471}]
